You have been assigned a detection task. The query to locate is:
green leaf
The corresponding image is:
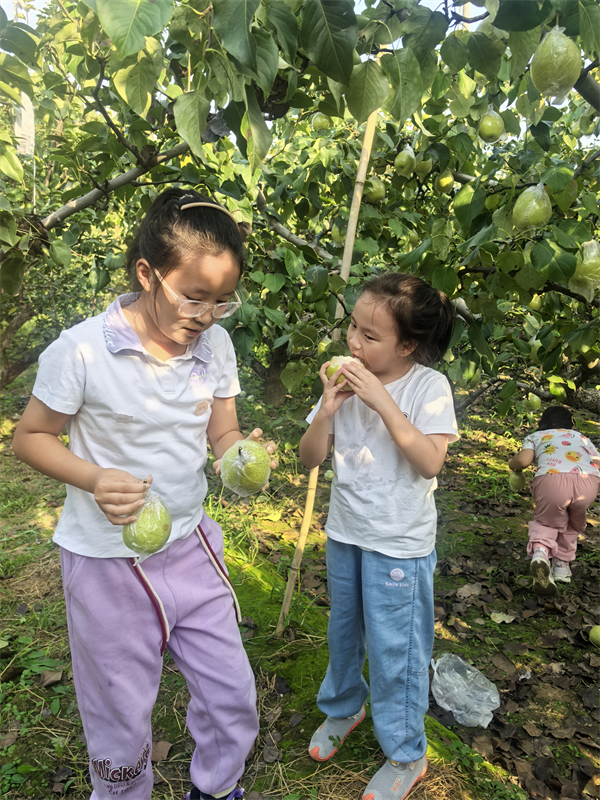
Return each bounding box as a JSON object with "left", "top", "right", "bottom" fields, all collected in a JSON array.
[
  {"left": 0, "top": 250, "right": 26, "bottom": 294},
  {"left": 508, "top": 28, "right": 540, "bottom": 80},
  {"left": 467, "top": 32, "right": 501, "bottom": 79},
  {"left": 402, "top": 7, "right": 448, "bottom": 59},
  {"left": 0, "top": 24, "right": 38, "bottom": 63},
  {"left": 451, "top": 131, "right": 472, "bottom": 163},
  {"left": 243, "top": 86, "right": 273, "bottom": 172},
  {"left": 515, "top": 263, "right": 545, "bottom": 291},
  {"left": 300, "top": 0, "right": 358, "bottom": 85},
  {"left": 264, "top": 306, "right": 287, "bottom": 326},
  {"left": 457, "top": 223, "right": 497, "bottom": 255},
  {"left": 268, "top": 0, "right": 298, "bottom": 64},
  {"left": 541, "top": 162, "right": 574, "bottom": 192},
  {"left": 51, "top": 239, "right": 72, "bottom": 268},
  {"left": 579, "top": 0, "right": 600, "bottom": 58},
  {"left": 440, "top": 31, "right": 469, "bottom": 72},
  {"left": 0, "top": 210, "right": 16, "bottom": 245},
  {"left": 253, "top": 28, "right": 279, "bottom": 96},
  {"left": 382, "top": 48, "right": 422, "bottom": 125},
  {"left": 453, "top": 184, "right": 486, "bottom": 236},
  {"left": 468, "top": 320, "right": 495, "bottom": 370},
  {"left": 530, "top": 121, "right": 551, "bottom": 151},
  {"left": 174, "top": 90, "right": 210, "bottom": 157},
  {"left": 96, "top": 0, "right": 173, "bottom": 58},
  {"left": 113, "top": 41, "right": 163, "bottom": 117},
  {"left": 306, "top": 265, "right": 329, "bottom": 302},
  {"left": 396, "top": 237, "right": 431, "bottom": 268},
  {"left": 498, "top": 379, "right": 517, "bottom": 400},
  {"left": 431, "top": 265, "right": 458, "bottom": 296},
  {"left": 345, "top": 60, "right": 389, "bottom": 124},
  {"left": 213, "top": 0, "right": 260, "bottom": 69},
  {"left": 88, "top": 266, "right": 110, "bottom": 293},
  {"left": 232, "top": 327, "right": 256, "bottom": 357},
  {"left": 281, "top": 361, "right": 310, "bottom": 392},
  {"left": 531, "top": 241, "right": 577, "bottom": 283},
  {"left": 263, "top": 273, "right": 286, "bottom": 293},
  {"left": 0, "top": 145, "right": 23, "bottom": 182},
  {"left": 493, "top": 0, "right": 552, "bottom": 31}
]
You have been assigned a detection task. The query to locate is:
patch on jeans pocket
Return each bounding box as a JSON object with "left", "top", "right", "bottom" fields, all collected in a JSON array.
[{"left": 390, "top": 568, "right": 404, "bottom": 581}]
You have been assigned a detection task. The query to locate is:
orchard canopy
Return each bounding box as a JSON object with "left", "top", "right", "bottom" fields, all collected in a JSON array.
[{"left": 0, "top": 0, "right": 599, "bottom": 417}]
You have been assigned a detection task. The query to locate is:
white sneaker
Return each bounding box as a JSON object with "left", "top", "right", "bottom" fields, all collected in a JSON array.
[
  {"left": 552, "top": 558, "right": 572, "bottom": 583},
  {"left": 530, "top": 547, "right": 557, "bottom": 597}
]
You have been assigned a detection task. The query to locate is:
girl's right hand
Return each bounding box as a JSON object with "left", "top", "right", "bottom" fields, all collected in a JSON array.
[
  {"left": 319, "top": 361, "right": 355, "bottom": 417},
  {"left": 93, "top": 469, "right": 153, "bottom": 525}
]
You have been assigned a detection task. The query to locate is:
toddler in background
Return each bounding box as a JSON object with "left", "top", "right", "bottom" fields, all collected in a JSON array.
[{"left": 508, "top": 406, "right": 600, "bottom": 596}]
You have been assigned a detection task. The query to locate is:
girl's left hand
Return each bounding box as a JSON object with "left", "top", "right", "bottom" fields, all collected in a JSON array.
[
  {"left": 213, "top": 428, "right": 278, "bottom": 482},
  {"left": 341, "top": 361, "right": 389, "bottom": 412}
]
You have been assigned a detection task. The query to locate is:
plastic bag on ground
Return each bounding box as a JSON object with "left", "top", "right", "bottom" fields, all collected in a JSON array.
[{"left": 431, "top": 653, "right": 500, "bottom": 728}]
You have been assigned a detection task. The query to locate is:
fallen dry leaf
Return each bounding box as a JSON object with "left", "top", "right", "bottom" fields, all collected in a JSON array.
[
  {"left": 151, "top": 741, "right": 172, "bottom": 762},
  {"left": 39, "top": 670, "right": 63, "bottom": 688}
]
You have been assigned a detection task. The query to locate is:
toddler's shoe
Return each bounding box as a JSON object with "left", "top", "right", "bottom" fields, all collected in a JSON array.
[
  {"left": 530, "top": 547, "right": 557, "bottom": 597},
  {"left": 552, "top": 558, "right": 572, "bottom": 583},
  {"left": 362, "top": 755, "right": 427, "bottom": 800},
  {"left": 308, "top": 705, "right": 366, "bottom": 761},
  {"left": 186, "top": 787, "right": 243, "bottom": 800}
]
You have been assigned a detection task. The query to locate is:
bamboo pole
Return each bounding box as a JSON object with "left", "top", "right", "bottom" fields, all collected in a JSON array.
[
  {"left": 333, "top": 110, "right": 380, "bottom": 338},
  {"left": 275, "top": 465, "right": 319, "bottom": 636},
  {"left": 275, "top": 104, "right": 380, "bottom": 635}
]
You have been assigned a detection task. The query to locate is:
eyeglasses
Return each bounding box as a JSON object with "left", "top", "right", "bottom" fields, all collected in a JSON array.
[{"left": 152, "top": 268, "right": 242, "bottom": 319}]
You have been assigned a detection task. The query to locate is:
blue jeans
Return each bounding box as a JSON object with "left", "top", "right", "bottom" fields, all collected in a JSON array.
[{"left": 317, "top": 539, "right": 436, "bottom": 763}]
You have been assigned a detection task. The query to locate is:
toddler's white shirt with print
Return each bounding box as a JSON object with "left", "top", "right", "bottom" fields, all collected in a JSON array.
[{"left": 522, "top": 428, "right": 600, "bottom": 478}]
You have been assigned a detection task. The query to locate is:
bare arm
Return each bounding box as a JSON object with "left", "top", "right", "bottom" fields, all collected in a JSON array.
[
  {"left": 12, "top": 396, "right": 150, "bottom": 524},
  {"left": 508, "top": 449, "right": 535, "bottom": 471}
]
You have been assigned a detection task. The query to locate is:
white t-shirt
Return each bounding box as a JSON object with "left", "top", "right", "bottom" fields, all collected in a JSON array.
[
  {"left": 33, "top": 294, "right": 240, "bottom": 558},
  {"left": 307, "top": 363, "right": 458, "bottom": 558},
  {"left": 522, "top": 428, "right": 600, "bottom": 478}
]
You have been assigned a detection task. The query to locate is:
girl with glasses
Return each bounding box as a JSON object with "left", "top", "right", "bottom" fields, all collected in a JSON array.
[{"left": 13, "top": 187, "right": 277, "bottom": 800}]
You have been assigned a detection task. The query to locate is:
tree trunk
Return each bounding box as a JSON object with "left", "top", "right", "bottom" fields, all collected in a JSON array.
[{"left": 262, "top": 347, "right": 288, "bottom": 408}]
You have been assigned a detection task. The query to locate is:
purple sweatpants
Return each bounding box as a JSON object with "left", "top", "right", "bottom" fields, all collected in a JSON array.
[
  {"left": 527, "top": 472, "right": 600, "bottom": 562},
  {"left": 60, "top": 512, "right": 259, "bottom": 799}
]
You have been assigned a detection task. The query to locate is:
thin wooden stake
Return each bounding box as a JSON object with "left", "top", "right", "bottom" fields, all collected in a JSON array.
[
  {"left": 333, "top": 109, "right": 380, "bottom": 338},
  {"left": 275, "top": 465, "right": 319, "bottom": 636}
]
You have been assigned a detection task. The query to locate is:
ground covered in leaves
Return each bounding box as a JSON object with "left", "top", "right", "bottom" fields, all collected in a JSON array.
[{"left": 1, "top": 366, "right": 599, "bottom": 800}]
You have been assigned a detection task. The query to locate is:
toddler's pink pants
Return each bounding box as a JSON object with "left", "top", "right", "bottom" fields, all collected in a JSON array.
[
  {"left": 527, "top": 472, "right": 600, "bottom": 562},
  {"left": 60, "top": 512, "right": 258, "bottom": 800}
]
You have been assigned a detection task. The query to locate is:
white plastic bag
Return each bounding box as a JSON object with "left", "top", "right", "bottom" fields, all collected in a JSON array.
[
  {"left": 431, "top": 653, "right": 500, "bottom": 728},
  {"left": 122, "top": 490, "right": 172, "bottom": 564}
]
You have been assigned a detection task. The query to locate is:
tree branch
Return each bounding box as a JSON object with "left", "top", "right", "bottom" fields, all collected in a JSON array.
[
  {"left": 41, "top": 142, "right": 191, "bottom": 230},
  {"left": 573, "top": 146, "right": 600, "bottom": 180},
  {"left": 0, "top": 304, "right": 35, "bottom": 354},
  {"left": 256, "top": 190, "right": 340, "bottom": 265},
  {"left": 92, "top": 60, "right": 145, "bottom": 166},
  {"left": 574, "top": 70, "right": 600, "bottom": 113}
]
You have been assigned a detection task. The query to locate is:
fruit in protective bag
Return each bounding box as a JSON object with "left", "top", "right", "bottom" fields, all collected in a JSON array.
[
  {"left": 394, "top": 146, "right": 416, "bottom": 177},
  {"left": 531, "top": 26, "right": 582, "bottom": 105},
  {"left": 123, "top": 491, "right": 172, "bottom": 562},
  {"left": 509, "top": 471, "right": 527, "bottom": 492},
  {"left": 478, "top": 105, "right": 504, "bottom": 144},
  {"left": 568, "top": 240, "right": 600, "bottom": 302},
  {"left": 220, "top": 440, "right": 271, "bottom": 497},
  {"left": 512, "top": 184, "right": 552, "bottom": 230}
]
